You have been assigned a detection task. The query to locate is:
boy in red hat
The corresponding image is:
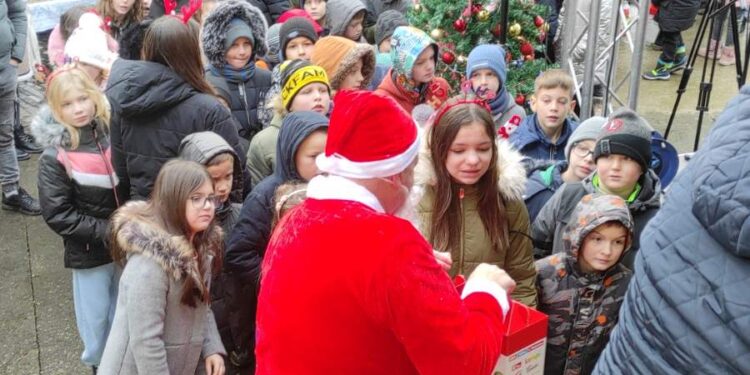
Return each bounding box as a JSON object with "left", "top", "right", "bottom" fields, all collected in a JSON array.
[{"left": 256, "top": 90, "right": 514, "bottom": 375}]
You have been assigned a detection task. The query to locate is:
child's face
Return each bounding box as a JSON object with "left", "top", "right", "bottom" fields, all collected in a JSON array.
[
  {"left": 411, "top": 47, "right": 435, "bottom": 84},
  {"left": 290, "top": 82, "right": 331, "bottom": 115},
  {"left": 206, "top": 158, "right": 233, "bottom": 204},
  {"left": 597, "top": 154, "right": 642, "bottom": 197},
  {"left": 530, "top": 87, "right": 575, "bottom": 132},
  {"left": 344, "top": 12, "right": 365, "bottom": 41},
  {"left": 340, "top": 59, "right": 364, "bottom": 90},
  {"left": 378, "top": 37, "right": 392, "bottom": 53},
  {"left": 60, "top": 88, "right": 96, "bottom": 128},
  {"left": 295, "top": 130, "right": 327, "bottom": 181},
  {"left": 225, "top": 37, "right": 253, "bottom": 69},
  {"left": 185, "top": 180, "right": 216, "bottom": 235},
  {"left": 445, "top": 121, "right": 493, "bottom": 185},
  {"left": 470, "top": 68, "right": 500, "bottom": 99},
  {"left": 285, "top": 37, "right": 314, "bottom": 61},
  {"left": 578, "top": 224, "right": 628, "bottom": 273},
  {"left": 568, "top": 140, "right": 596, "bottom": 180},
  {"left": 141, "top": 0, "right": 151, "bottom": 18},
  {"left": 304, "top": 0, "right": 326, "bottom": 22},
  {"left": 113, "top": 0, "right": 136, "bottom": 17}
]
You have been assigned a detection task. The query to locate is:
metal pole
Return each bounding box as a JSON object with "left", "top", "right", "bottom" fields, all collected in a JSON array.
[
  {"left": 580, "top": 0, "right": 602, "bottom": 119},
  {"left": 560, "top": 0, "right": 579, "bottom": 74},
  {"left": 499, "top": 0, "right": 509, "bottom": 44},
  {"left": 627, "top": 0, "right": 651, "bottom": 110}
]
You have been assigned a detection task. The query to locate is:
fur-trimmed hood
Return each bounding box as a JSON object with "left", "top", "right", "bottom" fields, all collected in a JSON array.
[
  {"left": 31, "top": 105, "right": 72, "bottom": 148},
  {"left": 414, "top": 135, "right": 527, "bottom": 202},
  {"left": 110, "top": 201, "right": 223, "bottom": 297},
  {"left": 201, "top": 0, "right": 269, "bottom": 68}
]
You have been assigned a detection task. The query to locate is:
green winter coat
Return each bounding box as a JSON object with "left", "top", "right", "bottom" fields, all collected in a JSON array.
[
  {"left": 246, "top": 113, "right": 283, "bottom": 187},
  {"left": 414, "top": 140, "right": 538, "bottom": 307}
]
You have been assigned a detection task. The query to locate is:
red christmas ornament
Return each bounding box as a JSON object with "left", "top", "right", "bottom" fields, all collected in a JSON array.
[
  {"left": 472, "top": 3, "right": 482, "bottom": 14},
  {"left": 453, "top": 18, "right": 467, "bottom": 32},
  {"left": 520, "top": 42, "right": 534, "bottom": 56},
  {"left": 442, "top": 51, "right": 456, "bottom": 64},
  {"left": 491, "top": 23, "right": 502, "bottom": 38},
  {"left": 515, "top": 93, "right": 526, "bottom": 106},
  {"left": 534, "top": 15, "right": 545, "bottom": 27}
]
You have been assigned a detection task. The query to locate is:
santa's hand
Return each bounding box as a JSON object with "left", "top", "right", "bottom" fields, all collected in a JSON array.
[
  {"left": 468, "top": 264, "right": 516, "bottom": 294},
  {"left": 433, "top": 250, "right": 452, "bottom": 271}
]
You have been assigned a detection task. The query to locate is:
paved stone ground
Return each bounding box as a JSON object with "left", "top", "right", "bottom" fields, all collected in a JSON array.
[{"left": 0, "top": 10, "right": 745, "bottom": 375}]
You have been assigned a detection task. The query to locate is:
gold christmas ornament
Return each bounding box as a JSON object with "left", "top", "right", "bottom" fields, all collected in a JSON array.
[
  {"left": 413, "top": 3, "right": 422, "bottom": 13},
  {"left": 430, "top": 28, "right": 445, "bottom": 40},
  {"left": 542, "top": 22, "right": 550, "bottom": 32},
  {"left": 509, "top": 22, "right": 522, "bottom": 37},
  {"left": 457, "top": 55, "right": 468, "bottom": 64},
  {"left": 477, "top": 9, "right": 490, "bottom": 21}
]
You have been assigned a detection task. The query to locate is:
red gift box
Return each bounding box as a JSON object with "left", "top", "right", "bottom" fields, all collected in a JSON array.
[{"left": 494, "top": 301, "right": 548, "bottom": 375}]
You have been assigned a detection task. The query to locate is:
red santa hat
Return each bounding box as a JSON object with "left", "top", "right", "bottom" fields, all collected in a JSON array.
[{"left": 316, "top": 90, "right": 420, "bottom": 179}]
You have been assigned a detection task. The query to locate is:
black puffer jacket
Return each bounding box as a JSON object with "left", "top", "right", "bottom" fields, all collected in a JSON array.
[
  {"left": 594, "top": 84, "right": 750, "bottom": 375},
  {"left": 207, "top": 73, "right": 272, "bottom": 141},
  {"left": 653, "top": 0, "right": 702, "bottom": 32},
  {"left": 106, "top": 58, "right": 245, "bottom": 201},
  {"left": 32, "top": 106, "right": 121, "bottom": 269}
]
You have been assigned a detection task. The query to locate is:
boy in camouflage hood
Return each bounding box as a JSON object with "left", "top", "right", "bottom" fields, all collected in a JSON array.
[{"left": 535, "top": 194, "right": 634, "bottom": 375}]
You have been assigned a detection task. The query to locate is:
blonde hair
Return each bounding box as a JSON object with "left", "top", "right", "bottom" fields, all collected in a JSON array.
[
  {"left": 46, "top": 65, "right": 110, "bottom": 150},
  {"left": 273, "top": 181, "right": 308, "bottom": 227},
  {"left": 534, "top": 69, "right": 575, "bottom": 97}
]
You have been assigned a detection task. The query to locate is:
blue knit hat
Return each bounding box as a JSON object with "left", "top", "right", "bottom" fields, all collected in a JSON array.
[
  {"left": 466, "top": 44, "right": 507, "bottom": 87},
  {"left": 390, "top": 26, "right": 437, "bottom": 80}
]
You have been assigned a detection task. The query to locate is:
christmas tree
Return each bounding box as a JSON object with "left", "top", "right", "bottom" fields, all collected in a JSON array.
[{"left": 409, "top": 0, "right": 552, "bottom": 105}]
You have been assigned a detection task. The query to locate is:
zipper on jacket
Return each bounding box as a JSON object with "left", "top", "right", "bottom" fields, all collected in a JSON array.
[
  {"left": 237, "top": 83, "right": 253, "bottom": 133},
  {"left": 93, "top": 126, "right": 121, "bottom": 207},
  {"left": 458, "top": 188, "right": 466, "bottom": 274}
]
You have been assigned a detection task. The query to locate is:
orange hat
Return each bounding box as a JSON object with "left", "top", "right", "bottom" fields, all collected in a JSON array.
[{"left": 311, "top": 36, "right": 375, "bottom": 91}]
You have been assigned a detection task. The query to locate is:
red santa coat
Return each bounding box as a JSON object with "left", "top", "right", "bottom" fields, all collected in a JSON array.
[{"left": 256, "top": 175, "right": 507, "bottom": 375}]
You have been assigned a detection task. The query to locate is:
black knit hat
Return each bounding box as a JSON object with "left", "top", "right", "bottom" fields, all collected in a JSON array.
[
  {"left": 375, "top": 10, "right": 408, "bottom": 48},
  {"left": 593, "top": 108, "right": 653, "bottom": 172},
  {"left": 280, "top": 17, "right": 319, "bottom": 60}
]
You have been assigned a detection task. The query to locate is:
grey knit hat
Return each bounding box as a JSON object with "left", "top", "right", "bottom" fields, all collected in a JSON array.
[
  {"left": 225, "top": 18, "right": 254, "bottom": 50},
  {"left": 375, "top": 10, "right": 408, "bottom": 48},
  {"left": 593, "top": 108, "right": 653, "bottom": 172},
  {"left": 565, "top": 116, "right": 606, "bottom": 160},
  {"left": 266, "top": 23, "right": 282, "bottom": 64}
]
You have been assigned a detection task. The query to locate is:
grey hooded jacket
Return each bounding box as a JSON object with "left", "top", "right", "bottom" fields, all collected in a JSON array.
[{"left": 532, "top": 169, "right": 662, "bottom": 269}]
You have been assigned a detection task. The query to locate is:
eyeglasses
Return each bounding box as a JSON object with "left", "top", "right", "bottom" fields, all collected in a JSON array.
[
  {"left": 572, "top": 143, "right": 595, "bottom": 158},
  {"left": 189, "top": 194, "right": 220, "bottom": 209}
]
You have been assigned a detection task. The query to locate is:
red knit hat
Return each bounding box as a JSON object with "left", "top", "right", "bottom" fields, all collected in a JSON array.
[{"left": 316, "top": 90, "right": 420, "bottom": 178}]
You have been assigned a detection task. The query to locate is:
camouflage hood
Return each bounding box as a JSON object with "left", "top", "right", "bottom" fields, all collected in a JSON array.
[{"left": 563, "top": 194, "right": 634, "bottom": 268}]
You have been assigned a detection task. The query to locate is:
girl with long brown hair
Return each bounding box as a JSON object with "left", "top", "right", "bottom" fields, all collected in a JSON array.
[
  {"left": 94, "top": 0, "right": 143, "bottom": 40},
  {"left": 106, "top": 15, "right": 245, "bottom": 201},
  {"left": 99, "top": 160, "right": 226, "bottom": 375},
  {"left": 415, "top": 95, "right": 538, "bottom": 307}
]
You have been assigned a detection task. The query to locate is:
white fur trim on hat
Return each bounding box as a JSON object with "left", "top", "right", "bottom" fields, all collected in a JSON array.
[{"left": 316, "top": 134, "right": 420, "bottom": 179}]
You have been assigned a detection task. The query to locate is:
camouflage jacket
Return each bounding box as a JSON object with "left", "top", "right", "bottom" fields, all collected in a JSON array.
[{"left": 535, "top": 194, "right": 634, "bottom": 375}]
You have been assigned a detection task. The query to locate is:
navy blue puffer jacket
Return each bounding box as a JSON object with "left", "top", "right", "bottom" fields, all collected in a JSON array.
[{"left": 593, "top": 85, "right": 750, "bottom": 374}]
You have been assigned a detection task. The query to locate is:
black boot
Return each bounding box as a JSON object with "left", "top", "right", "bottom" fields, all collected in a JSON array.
[
  {"left": 13, "top": 94, "right": 42, "bottom": 154},
  {"left": 2, "top": 187, "right": 41, "bottom": 215}
]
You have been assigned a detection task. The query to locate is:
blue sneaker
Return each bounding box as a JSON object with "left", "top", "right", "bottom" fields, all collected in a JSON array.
[
  {"left": 643, "top": 61, "right": 672, "bottom": 80},
  {"left": 669, "top": 55, "right": 687, "bottom": 73}
]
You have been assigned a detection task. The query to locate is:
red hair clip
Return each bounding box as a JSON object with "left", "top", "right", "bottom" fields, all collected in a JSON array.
[{"left": 164, "top": 0, "right": 177, "bottom": 15}]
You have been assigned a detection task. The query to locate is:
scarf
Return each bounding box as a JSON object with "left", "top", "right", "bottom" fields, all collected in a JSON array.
[
  {"left": 391, "top": 69, "right": 427, "bottom": 103},
  {"left": 488, "top": 88, "right": 512, "bottom": 117},
  {"left": 210, "top": 62, "right": 256, "bottom": 84}
]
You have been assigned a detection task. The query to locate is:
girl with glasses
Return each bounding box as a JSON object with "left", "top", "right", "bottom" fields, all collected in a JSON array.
[{"left": 100, "top": 160, "right": 226, "bottom": 375}]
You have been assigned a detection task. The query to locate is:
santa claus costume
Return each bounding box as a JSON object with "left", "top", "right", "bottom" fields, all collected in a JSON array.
[{"left": 256, "top": 90, "right": 511, "bottom": 375}]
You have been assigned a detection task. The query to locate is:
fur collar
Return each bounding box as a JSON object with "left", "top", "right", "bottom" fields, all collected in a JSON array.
[
  {"left": 201, "top": 0, "right": 269, "bottom": 68},
  {"left": 31, "top": 105, "right": 71, "bottom": 148},
  {"left": 414, "top": 134, "right": 527, "bottom": 202},
  {"left": 110, "top": 201, "right": 223, "bottom": 296}
]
